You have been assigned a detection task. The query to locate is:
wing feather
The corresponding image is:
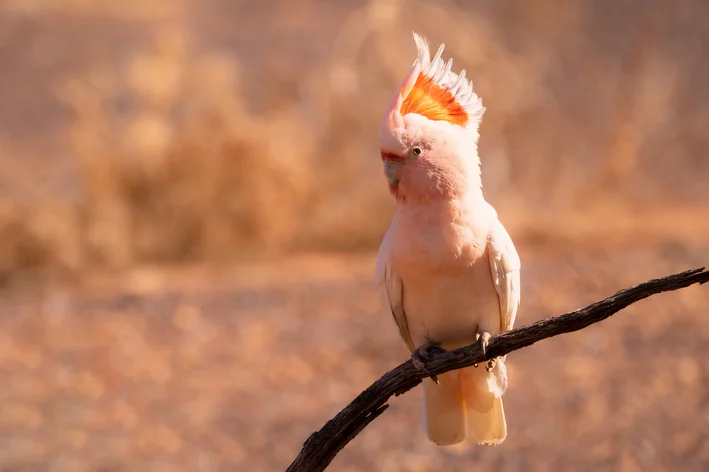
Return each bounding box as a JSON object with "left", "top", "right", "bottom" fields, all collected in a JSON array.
[
  {"left": 376, "top": 230, "right": 416, "bottom": 352},
  {"left": 487, "top": 219, "right": 521, "bottom": 332}
]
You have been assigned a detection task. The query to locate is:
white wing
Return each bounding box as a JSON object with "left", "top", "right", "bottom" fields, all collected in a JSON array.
[
  {"left": 487, "top": 218, "right": 521, "bottom": 332},
  {"left": 376, "top": 228, "right": 415, "bottom": 352}
]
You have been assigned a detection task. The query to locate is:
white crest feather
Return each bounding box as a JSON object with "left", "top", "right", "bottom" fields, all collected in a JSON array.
[{"left": 411, "top": 32, "right": 485, "bottom": 124}]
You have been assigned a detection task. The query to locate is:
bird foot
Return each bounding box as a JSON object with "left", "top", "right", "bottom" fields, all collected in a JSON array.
[
  {"left": 473, "top": 332, "right": 494, "bottom": 370},
  {"left": 485, "top": 358, "right": 496, "bottom": 372},
  {"left": 412, "top": 342, "right": 446, "bottom": 384}
]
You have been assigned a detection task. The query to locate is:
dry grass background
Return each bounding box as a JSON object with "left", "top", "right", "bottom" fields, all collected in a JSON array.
[{"left": 0, "top": 0, "right": 708, "bottom": 470}]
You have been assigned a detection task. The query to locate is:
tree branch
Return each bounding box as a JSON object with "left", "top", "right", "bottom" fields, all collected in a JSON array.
[{"left": 286, "top": 267, "right": 709, "bottom": 472}]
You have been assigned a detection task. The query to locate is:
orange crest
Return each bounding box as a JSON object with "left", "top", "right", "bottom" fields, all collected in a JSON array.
[
  {"left": 400, "top": 73, "right": 469, "bottom": 126},
  {"left": 392, "top": 33, "right": 484, "bottom": 129}
]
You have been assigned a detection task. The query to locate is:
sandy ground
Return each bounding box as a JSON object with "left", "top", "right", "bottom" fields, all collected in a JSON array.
[{"left": 1, "top": 239, "right": 709, "bottom": 471}]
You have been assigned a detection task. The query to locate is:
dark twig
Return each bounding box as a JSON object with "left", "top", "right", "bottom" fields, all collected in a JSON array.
[{"left": 286, "top": 267, "right": 709, "bottom": 472}]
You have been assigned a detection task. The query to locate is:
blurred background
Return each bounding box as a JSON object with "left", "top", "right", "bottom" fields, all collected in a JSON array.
[{"left": 1, "top": 0, "right": 708, "bottom": 470}]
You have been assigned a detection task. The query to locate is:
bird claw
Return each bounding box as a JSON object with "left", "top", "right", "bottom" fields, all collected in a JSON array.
[
  {"left": 485, "top": 358, "right": 496, "bottom": 372},
  {"left": 477, "top": 331, "right": 491, "bottom": 355},
  {"left": 412, "top": 342, "right": 446, "bottom": 384},
  {"left": 474, "top": 332, "right": 492, "bottom": 369}
]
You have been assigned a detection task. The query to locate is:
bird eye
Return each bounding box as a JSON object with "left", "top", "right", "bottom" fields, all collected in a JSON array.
[{"left": 409, "top": 146, "right": 423, "bottom": 158}]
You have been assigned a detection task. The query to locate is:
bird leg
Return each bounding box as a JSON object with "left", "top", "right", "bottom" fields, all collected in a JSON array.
[
  {"left": 473, "top": 332, "right": 496, "bottom": 372},
  {"left": 412, "top": 342, "right": 446, "bottom": 385}
]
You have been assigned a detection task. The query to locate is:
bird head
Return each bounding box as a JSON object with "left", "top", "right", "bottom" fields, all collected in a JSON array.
[{"left": 379, "top": 33, "right": 485, "bottom": 203}]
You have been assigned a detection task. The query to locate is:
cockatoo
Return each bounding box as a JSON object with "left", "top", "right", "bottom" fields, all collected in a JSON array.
[{"left": 375, "top": 33, "right": 521, "bottom": 447}]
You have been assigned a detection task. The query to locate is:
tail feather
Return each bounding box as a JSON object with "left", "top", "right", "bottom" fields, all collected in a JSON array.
[
  {"left": 422, "top": 360, "right": 508, "bottom": 446},
  {"left": 461, "top": 362, "right": 508, "bottom": 446},
  {"left": 422, "top": 371, "right": 465, "bottom": 445},
  {"left": 464, "top": 393, "right": 507, "bottom": 446}
]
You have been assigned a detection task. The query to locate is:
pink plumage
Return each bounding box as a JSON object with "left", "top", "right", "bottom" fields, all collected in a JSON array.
[{"left": 376, "top": 32, "right": 521, "bottom": 446}]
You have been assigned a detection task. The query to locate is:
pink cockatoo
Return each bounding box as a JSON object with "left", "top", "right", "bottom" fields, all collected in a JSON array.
[{"left": 376, "top": 33, "right": 521, "bottom": 447}]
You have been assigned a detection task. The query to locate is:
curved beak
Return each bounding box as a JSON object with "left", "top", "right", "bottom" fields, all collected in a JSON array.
[{"left": 382, "top": 152, "right": 404, "bottom": 186}]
